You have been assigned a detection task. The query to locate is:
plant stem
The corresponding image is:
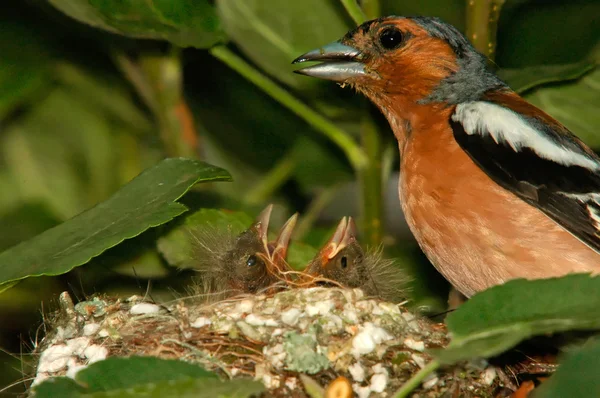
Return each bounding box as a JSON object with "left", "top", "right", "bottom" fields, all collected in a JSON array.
[
  {"left": 361, "top": 0, "right": 381, "bottom": 20},
  {"left": 358, "top": 108, "right": 383, "bottom": 246},
  {"left": 246, "top": 154, "right": 297, "bottom": 205},
  {"left": 114, "top": 50, "right": 197, "bottom": 158},
  {"left": 465, "top": 0, "right": 506, "bottom": 60},
  {"left": 340, "top": 0, "right": 367, "bottom": 25},
  {"left": 392, "top": 360, "right": 441, "bottom": 398},
  {"left": 339, "top": 0, "right": 384, "bottom": 246},
  {"left": 210, "top": 45, "right": 367, "bottom": 171}
]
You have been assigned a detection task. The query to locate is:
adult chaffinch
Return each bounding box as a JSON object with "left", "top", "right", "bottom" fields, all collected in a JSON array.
[
  {"left": 293, "top": 16, "right": 600, "bottom": 297},
  {"left": 304, "top": 216, "right": 407, "bottom": 302},
  {"left": 188, "top": 204, "right": 297, "bottom": 297}
]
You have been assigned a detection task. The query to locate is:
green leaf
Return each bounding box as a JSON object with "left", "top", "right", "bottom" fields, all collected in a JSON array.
[
  {"left": 47, "top": 0, "right": 225, "bottom": 48},
  {"left": 525, "top": 67, "right": 600, "bottom": 148},
  {"left": 157, "top": 208, "right": 252, "bottom": 269},
  {"left": 0, "top": 158, "right": 231, "bottom": 290},
  {"left": 532, "top": 339, "right": 600, "bottom": 398},
  {"left": 499, "top": 60, "right": 596, "bottom": 94},
  {"left": 33, "top": 357, "right": 265, "bottom": 397},
  {"left": 497, "top": 1, "right": 600, "bottom": 67},
  {"left": 433, "top": 274, "right": 600, "bottom": 364},
  {"left": 216, "top": 0, "right": 351, "bottom": 90},
  {"left": 0, "top": 203, "right": 59, "bottom": 251}
]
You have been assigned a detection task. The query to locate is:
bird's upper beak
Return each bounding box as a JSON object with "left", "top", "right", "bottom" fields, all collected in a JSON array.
[
  {"left": 292, "top": 41, "right": 365, "bottom": 82},
  {"left": 317, "top": 216, "right": 358, "bottom": 265},
  {"left": 252, "top": 204, "right": 274, "bottom": 255}
]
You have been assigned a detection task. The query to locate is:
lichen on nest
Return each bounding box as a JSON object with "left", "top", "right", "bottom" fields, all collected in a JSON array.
[{"left": 31, "top": 287, "right": 503, "bottom": 397}]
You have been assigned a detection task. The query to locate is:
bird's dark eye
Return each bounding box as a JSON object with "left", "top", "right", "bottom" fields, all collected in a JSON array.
[
  {"left": 341, "top": 256, "right": 348, "bottom": 269},
  {"left": 379, "top": 27, "right": 403, "bottom": 50},
  {"left": 246, "top": 255, "right": 257, "bottom": 267}
]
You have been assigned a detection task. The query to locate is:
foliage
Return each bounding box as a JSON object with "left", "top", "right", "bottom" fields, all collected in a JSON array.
[
  {"left": 0, "top": 0, "right": 598, "bottom": 395},
  {"left": 32, "top": 357, "right": 264, "bottom": 397}
]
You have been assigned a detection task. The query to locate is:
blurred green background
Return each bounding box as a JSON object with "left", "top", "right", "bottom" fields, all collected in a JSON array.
[{"left": 0, "top": 0, "right": 598, "bottom": 393}]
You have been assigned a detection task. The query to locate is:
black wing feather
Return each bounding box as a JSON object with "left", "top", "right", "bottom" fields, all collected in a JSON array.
[{"left": 450, "top": 115, "right": 600, "bottom": 254}]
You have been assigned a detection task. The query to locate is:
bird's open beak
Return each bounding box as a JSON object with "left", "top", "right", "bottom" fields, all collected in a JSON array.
[
  {"left": 270, "top": 213, "right": 298, "bottom": 265},
  {"left": 318, "top": 216, "right": 358, "bottom": 263},
  {"left": 252, "top": 204, "right": 274, "bottom": 255},
  {"left": 292, "top": 41, "right": 365, "bottom": 82}
]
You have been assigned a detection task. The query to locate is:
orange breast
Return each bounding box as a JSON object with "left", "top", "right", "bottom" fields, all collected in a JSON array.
[{"left": 398, "top": 114, "right": 600, "bottom": 297}]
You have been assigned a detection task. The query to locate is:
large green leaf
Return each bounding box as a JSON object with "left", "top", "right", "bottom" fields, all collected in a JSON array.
[
  {"left": 433, "top": 274, "right": 600, "bottom": 364},
  {"left": 216, "top": 0, "right": 352, "bottom": 90},
  {"left": 33, "top": 357, "right": 264, "bottom": 397},
  {"left": 0, "top": 158, "right": 231, "bottom": 291},
  {"left": 532, "top": 339, "right": 600, "bottom": 398},
  {"left": 47, "top": 0, "right": 225, "bottom": 48},
  {"left": 525, "top": 67, "right": 600, "bottom": 148},
  {"left": 499, "top": 60, "right": 596, "bottom": 94}
]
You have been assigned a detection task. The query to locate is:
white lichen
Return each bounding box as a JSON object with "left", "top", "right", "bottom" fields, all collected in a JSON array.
[{"left": 129, "top": 303, "right": 160, "bottom": 315}]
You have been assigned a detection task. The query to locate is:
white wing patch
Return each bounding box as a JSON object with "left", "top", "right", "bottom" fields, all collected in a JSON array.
[{"left": 453, "top": 101, "right": 599, "bottom": 171}]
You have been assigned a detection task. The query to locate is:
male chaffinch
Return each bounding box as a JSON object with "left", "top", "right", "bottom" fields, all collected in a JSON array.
[
  {"left": 188, "top": 204, "right": 297, "bottom": 297},
  {"left": 293, "top": 16, "right": 600, "bottom": 297},
  {"left": 304, "top": 216, "right": 408, "bottom": 302}
]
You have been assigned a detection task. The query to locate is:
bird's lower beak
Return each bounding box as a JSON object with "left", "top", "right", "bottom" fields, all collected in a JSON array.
[
  {"left": 292, "top": 41, "right": 365, "bottom": 82},
  {"left": 318, "top": 216, "right": 358, "bottom": 263}
]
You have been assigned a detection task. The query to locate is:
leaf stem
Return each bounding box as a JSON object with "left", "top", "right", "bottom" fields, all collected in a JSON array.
[
  {"left": 340, "top": 0, "right": 384, "bottom": 245},
  {"left": 114, "top": 50, "right": 197, "bottom": 158},
  {"left": 339, "top": 0, "right": 367, "bottom": 25},
  {"left": 358, "top": 108, "right": 383, "bottom": 246},
  {"left": 210, "top": 45, "right": 367, "bottom": 171},
  {"left": 361, "top": 0, "right": 381, "bottom": 20},
  {"left": 465, "top": 0, "right": 506, "bottom": 60},
  {"left": 392, "top": 360, "right": 441, "bottom": 398}
]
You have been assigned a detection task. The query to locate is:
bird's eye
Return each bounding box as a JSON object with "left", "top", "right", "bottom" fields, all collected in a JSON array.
[
  {"left": 246, "top": 255, "right": 257, "bottom": 267},
  {"left": 379, "top": 27, "right": 403, "bottom": 50},
  {"left": 341, "top": 256, "right": 348, "bottom": 269}
]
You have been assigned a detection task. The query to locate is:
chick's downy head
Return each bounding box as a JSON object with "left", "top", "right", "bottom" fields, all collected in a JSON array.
[
  {"left": 188, "top": 205, "right": 297, "bottom": 297},
  {"left": 305, "top": 217, "right": 409, "bottom": 303}
]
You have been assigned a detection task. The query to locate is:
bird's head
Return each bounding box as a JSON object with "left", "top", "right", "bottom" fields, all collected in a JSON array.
[
  {"left": 223, "top": 205, "right": 297, "bottom": 292},
  {"left": 305, "top": 216, "right": 365, "bottom": 285},
  {"left": 293, "top": 16, "right": 505, "bottom": 123}
]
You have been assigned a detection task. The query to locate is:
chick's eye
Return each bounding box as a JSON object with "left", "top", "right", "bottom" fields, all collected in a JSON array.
[
  {"left": 379, "top": 27, "right": 403, "bottom": 50},
  {"left": 340, "top": 256, "right": 348, "bottom": 269},
  {"left": 246, "top": 255, "right": 257, "bottom": 267}
]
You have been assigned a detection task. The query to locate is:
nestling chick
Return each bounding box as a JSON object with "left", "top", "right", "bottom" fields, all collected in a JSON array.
[
  {"left": 304, "top": 216, "right": 408, "bottom": 303},
  {"left": 294, "top": 16, "right": 600, "bottom": 297},
  {"left": 188, "top": 204, "right": 297, "bottom": 298}
]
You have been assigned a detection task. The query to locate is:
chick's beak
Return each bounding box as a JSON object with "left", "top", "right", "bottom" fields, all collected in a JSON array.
[
  {"left": 292, "top": 41, "right": 365, "bottom": 82},
  {"left": 252, "top": 204, "right": 273, "bottom": 254},
  {"left": 270, "top": 213, "right": 298, "bottom": 265},
  {"left": 318, "top": 216, "right": 358, "bottom": 264}
]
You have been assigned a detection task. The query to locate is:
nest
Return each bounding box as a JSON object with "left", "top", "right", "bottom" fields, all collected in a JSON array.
[{"left": 31, "top": 287, "right": 507, "bottom": 397}]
